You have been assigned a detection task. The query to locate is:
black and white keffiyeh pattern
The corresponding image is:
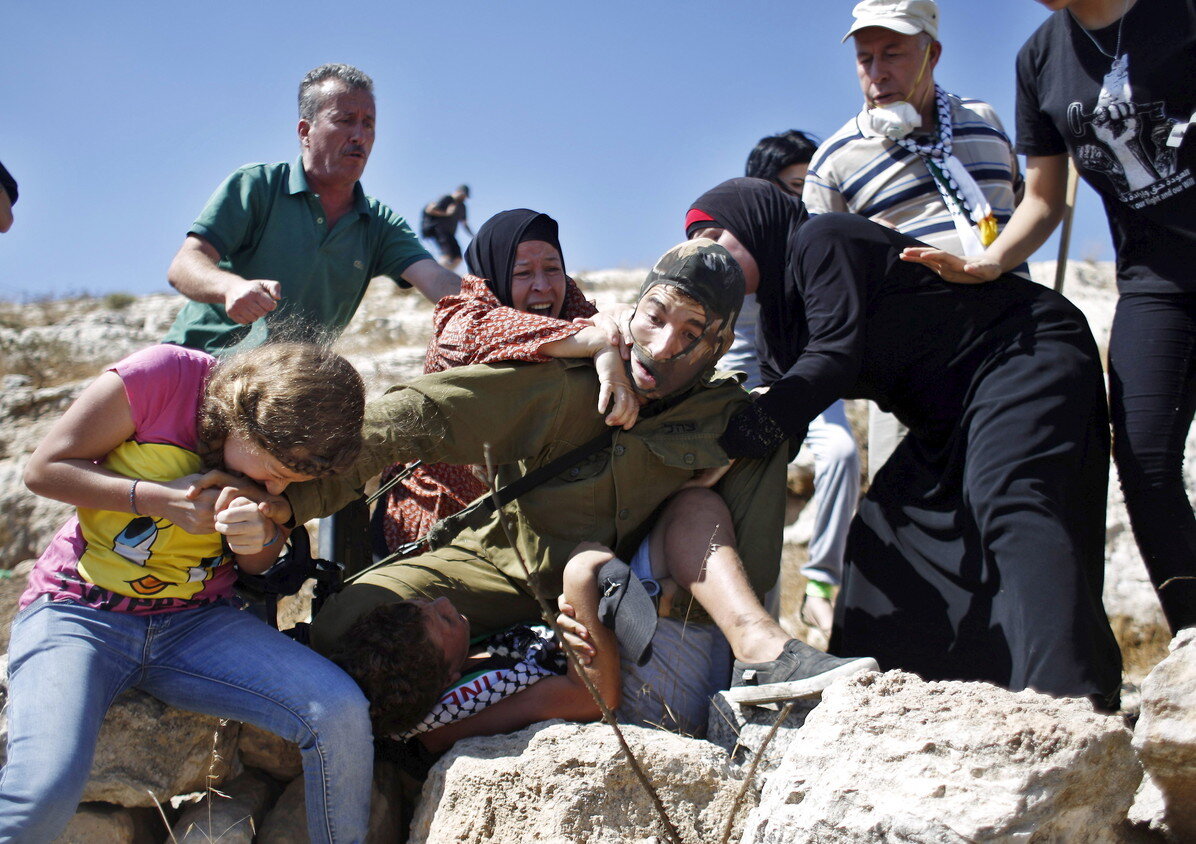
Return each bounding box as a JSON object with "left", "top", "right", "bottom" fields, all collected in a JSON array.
[
  {"left": 895, "top": 85, "right": 998, "bottom": 254},
  {"left": 397, "top": 623, "right": 567, "bottom": 740}
]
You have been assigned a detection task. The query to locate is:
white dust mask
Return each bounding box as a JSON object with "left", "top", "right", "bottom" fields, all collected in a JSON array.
[{"left": 868, "top": 100, "right": 923, "bottom": 140}]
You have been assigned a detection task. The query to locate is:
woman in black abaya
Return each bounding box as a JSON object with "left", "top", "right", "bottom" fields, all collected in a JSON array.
[{"left": 687, "top": 177, "right": 1122, "bottom": 709}]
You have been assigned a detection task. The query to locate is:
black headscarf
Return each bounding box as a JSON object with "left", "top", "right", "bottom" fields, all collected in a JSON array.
[
  {"left": 686, "top": 177, "right": 806, "bottom": 292},
  {"left": 465, "top": 209, "right": 564, "bottom": 306},
  {"left": 686, "top": 177, "right": 808, "bottom": 386}
]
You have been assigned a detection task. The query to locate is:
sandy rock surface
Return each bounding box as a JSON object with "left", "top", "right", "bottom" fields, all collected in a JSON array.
[
  {"left": 1133, "top": 628, "right": 1196, "bottom": 839},
  {"left": 410, "top": 720, "right": 755, "bottom": 843},
  {"left": 707, "top": 690, "right": 820, "bottom": 772},
  {"left": 742, "top": 671, "right": 1140, "bottom": 844}
]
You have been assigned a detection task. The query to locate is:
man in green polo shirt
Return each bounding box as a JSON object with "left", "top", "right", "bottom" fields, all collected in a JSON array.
[{"left": 163, "top": 63, "right": 459, "bottom": 354}]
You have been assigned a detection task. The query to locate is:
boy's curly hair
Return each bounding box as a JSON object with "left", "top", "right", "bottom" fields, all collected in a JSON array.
[
  {"left": 333, "top": 601, "right": 452, "bottom": 736},
  {"left": 197, "top": 341, "right": 364, "bottom": 478}
]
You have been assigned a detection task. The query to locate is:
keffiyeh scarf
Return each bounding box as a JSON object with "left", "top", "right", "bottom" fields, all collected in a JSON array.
[{"left": 895, "top": 85, "right": 999, "bottom": 255}]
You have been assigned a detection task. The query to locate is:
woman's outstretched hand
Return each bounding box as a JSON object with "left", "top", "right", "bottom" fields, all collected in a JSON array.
[
  {"left": 900, "top": 246, "right": 1001, "bottom": 284},
  {"left": 594, "top": 345, "right": 640, "bottom": 430},
  {"left": 578, "top": 303, "right": 634, "bottom": 359}
]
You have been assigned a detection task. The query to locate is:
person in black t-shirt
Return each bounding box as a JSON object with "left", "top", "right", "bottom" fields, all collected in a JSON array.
[
  {"left": 901, "top": 0, "right": 1196, "bottom": 634},
  {"left": 0, "top": 159, "right": 17, "bottom": 233},
  {"left": 421, "top": 185, "right": 473, "bottom": 270}
]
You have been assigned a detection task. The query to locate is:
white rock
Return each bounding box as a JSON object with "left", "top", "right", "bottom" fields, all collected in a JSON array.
[
  {"left": 1133, "top": 628, "right": 1196, "bottom": 838},
  {"left": 743, "top": 671, "right": 1140, "bottom": 844},
  {"left": 410, "top": 721, "right": 754, "bottom": 844},
  {"left": 707, "top": 691, "right": 819, "bottom": 773}
]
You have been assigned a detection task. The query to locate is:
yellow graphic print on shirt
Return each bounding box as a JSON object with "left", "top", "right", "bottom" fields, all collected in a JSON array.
[{"left": 75, "top": 439, "right": 229, "bottom": 600}]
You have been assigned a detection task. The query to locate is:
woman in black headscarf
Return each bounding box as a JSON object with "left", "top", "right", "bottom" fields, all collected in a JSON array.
[
  {"left": 376, "top": 208, "right": 635, "bottom": 554},
  {"left": 686, "top": 177, "right": 1122, "bottom": 710}
]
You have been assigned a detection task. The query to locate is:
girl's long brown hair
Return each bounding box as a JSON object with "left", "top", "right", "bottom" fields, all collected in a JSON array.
[{"left": 197, "top": 342, "right": 364, "bottom": 479}]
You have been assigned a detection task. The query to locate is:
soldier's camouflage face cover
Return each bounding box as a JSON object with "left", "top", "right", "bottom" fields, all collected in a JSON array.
[{"left": 627, "top": 238, "right": 745, "bottom": 399}]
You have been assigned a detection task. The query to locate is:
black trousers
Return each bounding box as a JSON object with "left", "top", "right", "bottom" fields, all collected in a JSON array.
[{"left": 1109, "top": 290, "right": 1196, "bottom": 633}]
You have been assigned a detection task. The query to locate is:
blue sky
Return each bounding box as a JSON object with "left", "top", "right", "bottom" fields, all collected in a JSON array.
[{"left": 0, "top": 1, "right": 1109, "bottom": 301}]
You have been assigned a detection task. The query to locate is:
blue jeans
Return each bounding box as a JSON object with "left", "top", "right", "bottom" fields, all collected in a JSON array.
[
  {"left": 800, "top": 401, "right": 861, "bottom": 588},
  {"left": 0, "top": 597, "right": 373, "bottom": 843}
]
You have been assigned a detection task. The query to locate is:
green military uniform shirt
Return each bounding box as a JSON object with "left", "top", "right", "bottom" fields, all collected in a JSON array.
[
  {"left": 163, "top": 159, "right": 431, "bottom": 354},
  {"left": 286, "top": 359, "right": 788, "bottom": 650}
]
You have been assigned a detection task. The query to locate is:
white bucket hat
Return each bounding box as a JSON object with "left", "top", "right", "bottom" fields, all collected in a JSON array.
[{"left": 843, "top": 0, "right": 940, "bottom": 42}]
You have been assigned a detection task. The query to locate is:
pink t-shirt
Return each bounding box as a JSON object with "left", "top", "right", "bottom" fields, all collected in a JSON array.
[{"left": 21, "top": 345, "right": 238, "bottom": 614}]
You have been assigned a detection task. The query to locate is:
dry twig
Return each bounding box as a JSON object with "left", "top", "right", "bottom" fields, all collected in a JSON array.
[
  {"left": 483, "top": 444, "right": 684, "bottom": 844},
  {"left": 717, "top": 701, "right": 794, "bottom": 844}
]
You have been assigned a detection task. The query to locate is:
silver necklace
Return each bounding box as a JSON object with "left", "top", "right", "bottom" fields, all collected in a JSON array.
[{"left": 1070, "top": 0, "right": 1131, "bottom": 59}]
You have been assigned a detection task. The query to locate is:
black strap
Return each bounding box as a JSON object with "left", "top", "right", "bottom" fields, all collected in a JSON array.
[
  {"left": 367, "top": 460, "right": 423, "bottom": 506},
  {"left": 360, "top": 427, "right": 617, "bottom": 578}
]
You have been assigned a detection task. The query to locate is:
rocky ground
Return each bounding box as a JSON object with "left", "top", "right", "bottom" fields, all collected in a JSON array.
[{"left": 0, "top": 263, "right": 1192, "bottom": 841}]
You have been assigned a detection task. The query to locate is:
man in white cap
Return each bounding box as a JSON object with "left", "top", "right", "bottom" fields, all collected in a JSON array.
[{"left": 803, "top": 0, "right": 1024, "bottom": 485}]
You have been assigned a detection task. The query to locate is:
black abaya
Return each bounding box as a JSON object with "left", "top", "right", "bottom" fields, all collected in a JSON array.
[
  {"left": 787, "top": 214, "right": 1121, "bottom": 709},
  {"left": 690, "top": 178, "right": 1122, "bottom": 707}
]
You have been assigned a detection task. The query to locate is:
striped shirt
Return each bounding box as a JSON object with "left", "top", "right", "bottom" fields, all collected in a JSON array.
[{"left": 804, "top": 94, "right": 1023, "bottom": 255}]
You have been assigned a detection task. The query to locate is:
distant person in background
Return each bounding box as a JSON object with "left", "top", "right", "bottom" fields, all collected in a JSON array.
[
  {"left": 162, "top": 63, "right": 459, "bottom": 355},
  {"left": 422, "top": 185, "right": 473, "bottom": 271},
  {"left": 803, "top": 0, "right": 1024, "bottom": 480},
  {"left": 0, "top": 159, "right": 17, "bottom": 233},
  {"left": 903, "top": 0, "right": 1196, "bottom": 634},
  {"left": 734, "top": 131, "right": 859, "bottom": 639}
]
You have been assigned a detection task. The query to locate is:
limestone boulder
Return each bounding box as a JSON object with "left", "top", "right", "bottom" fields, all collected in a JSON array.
[
  {"left": 743, "top": 671, "right": 1140, "bottom": 844},
  {"left": 410, "top": 721, "right": 755, "bottom": 843},
  {"left": 238, "top": 722, "right": 303, "bottom": 782},
  {"left": 79, "top": 693, "right": 240, "bottom": 807},
  {"left": 255, "top": 761, "right": 405, "bottom": 844},
  {"left": 254, "top": 777, "right": 307, "bottom": 844},
  {"left": 707, "top": 691, "right": 819, "bottom": 772},
  {"left": 1133, "top": 628, "right": 1196, "bottom": 838},
  {"left": 55, "top": 804, "right": 164, "bottom": 843},
  {"left": 0, "top": 665, "right": 239, "bottom": 807},
  {"left": 171, "top": 768, "right": 281, "bottom": 843},
  {"left": 1126, "top": 771, "right": 1169, "bottom": 840}
]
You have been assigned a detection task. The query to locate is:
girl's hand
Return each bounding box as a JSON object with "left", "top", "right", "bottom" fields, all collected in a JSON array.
[
  {"left": 186, "top": 469, "right": 294, "bottom": 528},
  {"left": 137, "top": 475, "right": 221, "bottom": 534},
  {"left": 594, "top": 345, "right": 639, "bottom": 430},
  {"left": 900, "top": 247, "right": 1000, "bottom": 284},
  {"left": 556, "top": 595, "right": 595, "bottom": 664},
  {"left": 214, "top": 496, "right": 277, "bottom": 555}
]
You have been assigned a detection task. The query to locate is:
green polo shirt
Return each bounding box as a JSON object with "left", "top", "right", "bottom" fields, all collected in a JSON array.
[{"left": 162, "top": 158, "right": 431, "bottom": 354}]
